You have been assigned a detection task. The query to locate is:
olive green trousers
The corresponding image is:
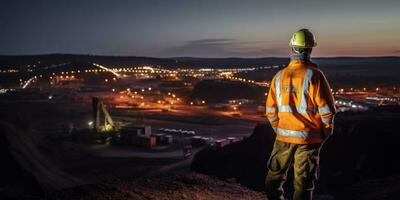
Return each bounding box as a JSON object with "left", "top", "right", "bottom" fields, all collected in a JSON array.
[{"left": 265, "top": 140, "right": 321, "bottom": 200}]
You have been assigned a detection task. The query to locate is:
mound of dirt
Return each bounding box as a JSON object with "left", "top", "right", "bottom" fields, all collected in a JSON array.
[
  {"left": 0, "top": 121, "right": 83, "bottom": 199},
  {"left": 191, "top": 121, "right": 275, "bottom": 191},
  {"left": 54, "top": 172, "right": 267, "bottom": 200},
  {"left": 191, "top": 106, "right": 400, "bottom": 199}
]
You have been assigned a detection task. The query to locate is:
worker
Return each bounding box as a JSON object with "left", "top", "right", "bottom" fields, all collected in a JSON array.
[{"left": 265, "top": 29, "right": 336, "bottom": 200}]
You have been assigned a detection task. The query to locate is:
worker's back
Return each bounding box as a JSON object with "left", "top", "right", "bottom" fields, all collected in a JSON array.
[
  {"left": 266, "top": 60, "right": 335, "bottom": 144},
  {"left": 266, "top": 29, "right": 336, "bottom": 200}
]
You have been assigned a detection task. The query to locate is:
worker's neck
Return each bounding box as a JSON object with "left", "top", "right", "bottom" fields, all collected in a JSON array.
[{"left": 290, "top": 53, "right": 311, "bottom": 63}]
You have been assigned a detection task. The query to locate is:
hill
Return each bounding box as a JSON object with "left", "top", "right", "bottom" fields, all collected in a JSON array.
[{"left": 192, "top": 106, "right": 400, "bottom": 199}]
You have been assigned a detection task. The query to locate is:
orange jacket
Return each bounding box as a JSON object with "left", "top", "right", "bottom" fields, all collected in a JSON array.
[{"left": 266, "top": 60, "right": 336, "bottom": 144}]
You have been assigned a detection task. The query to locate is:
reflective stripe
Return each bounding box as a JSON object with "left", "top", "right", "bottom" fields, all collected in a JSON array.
[
  {"left": 268, "top": 116, "right": 278, "bottom": 123},
  {"left": 272, "top": 126, "right": 277, "bottom": 133},
  {"left": 266, "top": 106, "right": 276, "bottom": 113},
  {"left": 278, "top": 105, "right": 317, "bottom": 114},
  {"left": 276, "top": 127, "right": 309, "bottom": 139},
  {"left": 318, "top": 104, "right": 332, "bottom": 115},
  {"left": 299, "top": 68, "right": 314, "bottom": 113},
  {"left": 321, "top": 116, "right": 332, "bottom": 124},
  {"left": 279, "top": 105, "right": 293, "bottom": 112},
  {"left": 275, "top": 70, "right": 282, "bottom": 106},
  {"left": 275, "top": 69, "right": 316, "bottom": 115}
]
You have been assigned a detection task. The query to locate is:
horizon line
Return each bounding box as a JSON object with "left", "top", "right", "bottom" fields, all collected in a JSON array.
[{"left": 0, "top": 53, "right": 399, "bottom": 59}]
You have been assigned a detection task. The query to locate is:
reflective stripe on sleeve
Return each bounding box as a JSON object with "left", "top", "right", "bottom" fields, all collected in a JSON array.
[
  {"left": 321, "top": 116, "right": 332, "bottom": 124},
  {"left": 318, "top": 104, "right": 332, "bottom": 115},
  {"left": 268, "top": 116, "right": 278, "bottom": 123},
  {"left": 276, "top": 127, "right": 309, "bottom": 139},
  {"left": 266, "top": 106, "right": 276, "bottom": 113}
]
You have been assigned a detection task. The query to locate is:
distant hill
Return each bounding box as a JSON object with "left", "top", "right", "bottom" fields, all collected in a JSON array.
[
  {"left": 2, "top": 54, "right": 398, "bottom": 69},
  {"left": 0, "top": 54, "right": 177, "bottom": 68},
  {"left": 1, "top": 55, "right": 400, "bottom": 88}
]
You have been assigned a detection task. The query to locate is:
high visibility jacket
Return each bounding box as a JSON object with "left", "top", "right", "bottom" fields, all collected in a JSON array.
[{"left": 266, "top": 60, "right": 336, "bottom": 144}]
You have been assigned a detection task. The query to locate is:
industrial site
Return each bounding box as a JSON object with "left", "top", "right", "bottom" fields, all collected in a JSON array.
[
  {"left": 3, "top": 0, "right": 400, "bottom": 199},
  {"left": 1, "top": 55, "right": 400, "bottom": 199}
]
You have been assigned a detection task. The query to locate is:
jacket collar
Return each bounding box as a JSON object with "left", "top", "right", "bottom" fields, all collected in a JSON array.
[{"left": 287, "top": 60, "right": 318, "bottom": 69}]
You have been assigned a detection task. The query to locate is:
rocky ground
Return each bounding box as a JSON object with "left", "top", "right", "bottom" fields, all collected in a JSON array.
[{"left": 52, "top": 172, "right": 266, "bottom": 200}]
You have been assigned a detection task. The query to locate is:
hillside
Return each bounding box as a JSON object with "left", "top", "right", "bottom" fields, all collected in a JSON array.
[
  {"left": 53, "top": 172, "right": 266, "bottom": 200},
  {"left": 191, "top": 106, "right": 400, "bottom": 199}
]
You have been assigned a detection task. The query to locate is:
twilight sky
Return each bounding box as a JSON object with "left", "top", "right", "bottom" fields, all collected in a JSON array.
[{"left": 1, "top": 0, "right": 399, "bottom": 57}]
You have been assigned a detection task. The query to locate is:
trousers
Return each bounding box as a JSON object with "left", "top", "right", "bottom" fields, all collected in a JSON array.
[{"left": 265, "top": 140, "right": 321, "bottom": 200}]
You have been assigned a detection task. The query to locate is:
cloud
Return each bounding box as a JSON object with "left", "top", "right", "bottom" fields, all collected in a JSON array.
[
  {"left": 160, "top": 38, "right": 287, "bottom": 57},
  {"left": 162, "top": 38, "right": 237, "bottom": 57}
]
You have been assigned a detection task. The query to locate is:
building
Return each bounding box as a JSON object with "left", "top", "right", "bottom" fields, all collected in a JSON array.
[
  {"left": 121, "top": 125, "right": 152, "bottom": 138},
  {"left": 120, "top": 125, "right": 155, "bottom": 147}
]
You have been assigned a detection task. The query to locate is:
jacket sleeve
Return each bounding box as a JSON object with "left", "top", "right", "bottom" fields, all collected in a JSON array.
[
  {"left": 313, "top": 70, "right": 336, "bottom": 136},
  {"left": 266, "top": 74, "right": 279, "bottom": 131}
]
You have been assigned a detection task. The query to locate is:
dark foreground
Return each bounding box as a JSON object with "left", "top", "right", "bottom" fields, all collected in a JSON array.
[
  {"left": 192, "top": 106, "right": 400, "bottom": 200},
  {"left": 54, "top": 172, "right": 266, "bottom": 200},
  {"left": 2, "top": 106, "right": 400, "bottom": 199}
]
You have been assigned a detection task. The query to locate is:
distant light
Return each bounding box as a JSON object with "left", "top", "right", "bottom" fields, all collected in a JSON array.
[
  {"left": 48, "top": 95, "right": 53, "bottom": 100},
  {"left": 88, "top": 121, "right": 93, "bottom": 126},
  {"left": 201, "top": 100, "right": 205, "bottom": 104}
]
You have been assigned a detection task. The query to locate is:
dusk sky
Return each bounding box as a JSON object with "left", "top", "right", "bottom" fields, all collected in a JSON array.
[{"left": 1, "top": 0, "right": 399, "bottom": 57}]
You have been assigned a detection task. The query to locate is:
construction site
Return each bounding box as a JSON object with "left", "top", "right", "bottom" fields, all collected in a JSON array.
[{"left": 1, "top": 55, "right": 400, "bottom": 200}]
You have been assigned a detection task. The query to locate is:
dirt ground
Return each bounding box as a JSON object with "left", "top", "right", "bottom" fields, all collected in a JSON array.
[{"left": 53, "top": 172, "right": 267, "bottom": 200}]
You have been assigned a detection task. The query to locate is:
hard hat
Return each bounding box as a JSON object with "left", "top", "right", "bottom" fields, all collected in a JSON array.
[{"left": 289, "top": 29, "right": 317, "bottom": 48}]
